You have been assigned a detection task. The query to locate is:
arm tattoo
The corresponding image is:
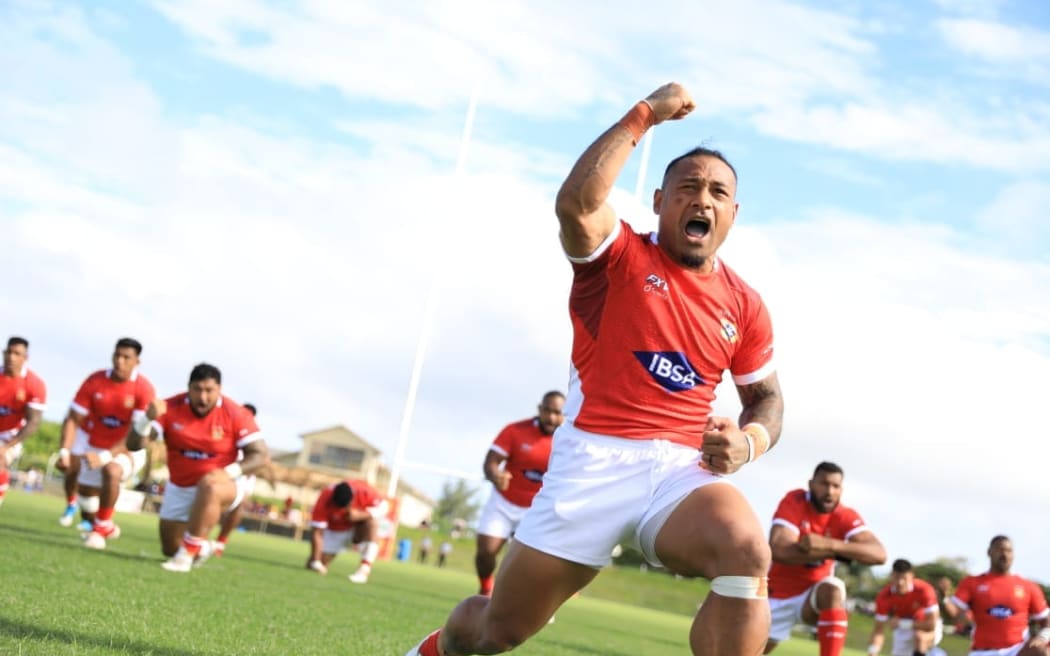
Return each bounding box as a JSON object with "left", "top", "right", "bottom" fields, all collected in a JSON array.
[{"left": 737, "top": 374, "right": 784, "bottom": 447}]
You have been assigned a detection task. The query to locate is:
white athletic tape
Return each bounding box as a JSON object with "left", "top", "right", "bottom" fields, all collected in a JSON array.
[
  {"left": 79, "top": 495, "right": 100, "bottom": 513},
  {"left": 710, "top": 575, "right": 768, "bottom": 599}
]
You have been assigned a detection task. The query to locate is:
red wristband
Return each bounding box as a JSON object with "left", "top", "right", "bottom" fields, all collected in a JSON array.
[{"left": 617, "top": 101, "right": 655, "bottom": 145}]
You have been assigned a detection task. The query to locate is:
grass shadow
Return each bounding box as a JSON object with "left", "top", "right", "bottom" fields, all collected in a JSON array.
[{"left": 0, "top": 617, "right": 219, "bottom": 656}]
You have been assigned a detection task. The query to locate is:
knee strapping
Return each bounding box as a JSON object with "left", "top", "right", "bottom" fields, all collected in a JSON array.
[
  {"left": 79, "top": 495, "right": 100, "bottom": 513},
  {"left": 710, "top": 575, "right": 768, "bottom": 599}
]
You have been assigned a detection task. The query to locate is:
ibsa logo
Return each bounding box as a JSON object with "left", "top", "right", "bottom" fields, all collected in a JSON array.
[
  {"left": 100, "top": 415, "right": 123, "bottom": 429},
  {"left": 180, "top": 449, "right": 214, "bottom": 461},
  {"left": 0, "top": 405, "right": 11, "bottom": 417},
  {"left": 987, "top": 605, "right": 1014, "bottom": 619},
  {"left": 522, "top": 469, "right": 544, "bottom": 483},
  {"left": 633, "top": 351, "right": 703, "bottom": 391}
]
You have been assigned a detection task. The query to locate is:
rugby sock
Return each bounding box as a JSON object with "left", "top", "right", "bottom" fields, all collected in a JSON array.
[
  {"left": 479, "top": 575, "right": 495, "bottom": 596},
  {"left": 181, "top": 533, "right": 206, "bottom": 557},
  {"left": 0, "top": 468, "right": 9, "bottom": 503},
  {"left": 417, "top": 629, "right": 443, "bottom": 656},
  {"left": 817, "top": 608, "right": 848, "bottom": 656},
  {"left": 67, "top": 494, "right": 78, "bottom": 506},
  {"left": 93, "top": 507, "right": 116, "bottom": 536},
  {"left": 217, "top": 535, "right": 230, "bottom": 546},
  {"left": 360, "top": 541, "right": 379, "bottom": 567}
]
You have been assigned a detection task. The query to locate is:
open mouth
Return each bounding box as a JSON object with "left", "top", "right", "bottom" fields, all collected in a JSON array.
[{"left": 685, "top": 217, "right": 711, "bottom": 238}]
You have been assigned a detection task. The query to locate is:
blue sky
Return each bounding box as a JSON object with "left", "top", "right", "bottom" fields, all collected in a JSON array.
[{"left": 2, "top": 0, "right": 1049, "bottom": 582}]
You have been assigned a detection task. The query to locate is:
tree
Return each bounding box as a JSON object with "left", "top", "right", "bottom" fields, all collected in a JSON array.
[{"left": 434, "top": 478, "right": 481, "bottom": 530}]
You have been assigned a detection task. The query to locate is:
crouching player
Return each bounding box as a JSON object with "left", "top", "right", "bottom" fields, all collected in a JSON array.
[
  {"left": 306, "top": 478, "right": 388, "bottom": 584},
  {"left": 866, "top": 559, "right": 943, "bottom": 656},
  {"left": 125, "top": 363, "right": 269, "bottom": 572}
]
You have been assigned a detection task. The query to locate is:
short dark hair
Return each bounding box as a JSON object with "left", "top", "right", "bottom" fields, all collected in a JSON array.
[
  {"left": 814, "top": 461, "right": 844, "bottom": 477},
  {"left": 115, "top": 337, "right": 143, "bottom": 356},
  {"left": 990, "top": 535, "right": 1011, "bottom": 548},
  {"left": 662, "top": 146, "right": 738, "bottom": 185},
  {"left": 243, "top": 403, "right": 257, "bottom": 416},
  {"left": 540, "top": 390, "right": 565, "bottom": 405},
  {"left": 891, "top": 558, "right": 913, "bottom": 573},
  {"left": 188, "top": 363, "right": 222, "bottom": 385},
  {"left": 332, "top": 482, "right": 354, "bottom": 508},
  {"left": 6, "top": 336, "right": 28, "bottom": 349}
]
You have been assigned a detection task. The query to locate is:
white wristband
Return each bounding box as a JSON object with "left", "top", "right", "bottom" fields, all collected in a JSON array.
[
  {"left": 59, "top": 447, "right": 70, "bottom": 458},
  {"left": 96, "top": 450, "right": 113, "bottom": 466},
  {"left": 1038, "top": 627, "right": 1050, "bottom": 642},
  {"left": 223, "top": 463, "right": 243, "bottom": 479},
  {"left": 132, "top": 414, "right": 153, "bottom": 437}
]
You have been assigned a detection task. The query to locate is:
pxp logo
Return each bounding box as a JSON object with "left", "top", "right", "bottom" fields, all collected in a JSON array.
[
  {"left": 643, "top": 274, "right": 669, "bottom": 298},
  {"left": 987, "top": 605, "right": 1014, "bottom": 619},
  {"left": 634, "top": 351, "right": 703, "bottom": 391},
  {"left": 100, "top": 415, "right": 123, "bottom": 429}
]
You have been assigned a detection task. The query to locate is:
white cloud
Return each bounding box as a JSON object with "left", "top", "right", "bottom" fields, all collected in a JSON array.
[{"left": 937, "top": 17, "right": 1050, "bottom": 63}]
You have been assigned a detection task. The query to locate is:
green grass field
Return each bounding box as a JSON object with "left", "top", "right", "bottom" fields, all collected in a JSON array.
[{"left": 0, "top": 490, "right": 968, "bottom": 655}]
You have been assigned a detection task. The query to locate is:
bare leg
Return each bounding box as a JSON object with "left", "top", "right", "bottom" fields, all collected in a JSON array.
[
  {"left": 654, "top": 483, "right": 771, "bottom": 656},
  {"left": 159, "top": 519, "right": 187, "bottom": 556},
  {"left": 186, "top": 476, "right": 236, "bottom": 538},
  {"left": 475, "top": 534, "right": 507, "bottom": 594},
  {"left": 440, "top": 542, "right": 598, "bottom": 655}
]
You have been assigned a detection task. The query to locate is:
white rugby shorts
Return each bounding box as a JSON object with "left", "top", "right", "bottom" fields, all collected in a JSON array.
[
  {"left": 768, "top": 577, "right": 847, "bottom": 643},
  {"left": 322, "top": 528, "right": 365, "bottom": 554},
  {"left": 889, "top": 617, "right": 943, "bottom": 656},
  {"left": 2, "top": 440, "right": 22, "bottom": 466},
  {"left": 77, "top": 447, "right": 146, "bottom": 488},
  {"left": 159, "top": 475, "right": 252, "bottom": 522},
  {"left": 476, "top": 490, "right": 529, "bottom": 540},
  {"left": 514, "top": 422, "right": 727, "bottom": 568}
]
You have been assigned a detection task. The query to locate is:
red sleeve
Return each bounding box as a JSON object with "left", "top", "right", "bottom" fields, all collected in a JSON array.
[
  {"left": 730, "top": 293, "right": 774, "bottom": 381},
  {"left": 72, "top": 375, "right": 96, "bottom": 414},
  {"left": 954, "top": 576, "right": 975, "bottom": 606},
  {"left": 1029, "top": 580, "right": 1049, "bottom": 615},
  {"left": 312, "top": 488, "right": 332, "bottom": 523},
  {"left": 234, "top": 408, "right": 260, "bottom": 443},
  {"left": 355, "top": 485, "right": 380, "bottom": 510},
  {"left": 874, "top": 586, "right": 893, "bottom": 617},
  {"left": 771, "top": 492, "right": 804, "bottom": 531},
  {"left": 491, "top": 423, "right": 517, "bottom": 457},
  {"left": 569, "top": 219, "right": 632, "bottom": 271},
  {"left": 135, "top": 377, "right": 156, "bottom": 411},
  {"left": 27, "top": 374, "right": 47, "bottom": 406},
  {"left": 918, "top": 581, "right": 938, "bottom": 608},
  {"left": 834, "top": 506, "right": 868, "bottom": 540}
]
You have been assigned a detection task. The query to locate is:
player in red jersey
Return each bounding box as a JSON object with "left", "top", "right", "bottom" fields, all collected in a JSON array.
[
  {"left": 866, "top": 559, "right": 943, "bottom": 656},
  {"left": 0, "top": 337, "right": 47, "bottom": 509},
  {"left": 765, "top": 462, "right": 887, "bottom": 656},
  {"left": 474, "top": 391, "right": 564, "bottom": 596},
  {"left": 406, "top": 82, "right": 784, "bottom": 656},
  {"left": 58, "top": 338, "right": 155, "bottom": 548},
  {"left": 125, "top": 363, "right": 270, "bottom": 572},
  {"left": 209, "top": 401, "right": 258, "bottom": 557},
  {"left": 306, "top": 478, "right": 388, "bottom": 584},
  {"left": 942, "top": 536, "right": 1050, "bottom": 656}
]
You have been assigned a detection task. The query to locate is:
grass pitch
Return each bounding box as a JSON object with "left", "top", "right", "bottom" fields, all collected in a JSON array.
[{"left": 0, "top": 490, "right": 964, "bottom": 655}]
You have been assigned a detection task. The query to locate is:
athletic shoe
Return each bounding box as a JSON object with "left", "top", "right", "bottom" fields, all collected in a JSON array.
[
  {"left": 161, "top": 548, "right": 194, "bottom": 573},
  {"left": 348, "top": 564, "right": 371, "bottom": 584},
  {"left": 211, "top": 540, "right": 225, "bottom": 557},
  {"left": 82, "top": 531, "right": 107, "bottom": 550},
  {"left": 77, "top": 519, "right": 93, "bottom": 532},
  {"left": 58, "top": 505, "right": 77, "bottom": 527},
  {"left": 403, "top": 629, "right": 441, "bottom": 656},
  {"left": 193, "top": 541, "right": 213, "bottom": 568}
]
